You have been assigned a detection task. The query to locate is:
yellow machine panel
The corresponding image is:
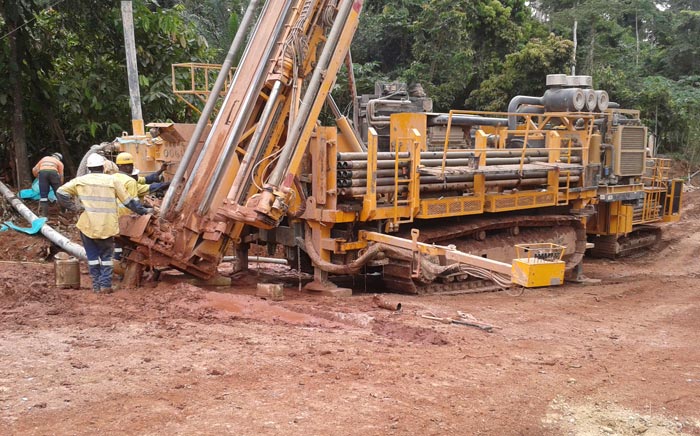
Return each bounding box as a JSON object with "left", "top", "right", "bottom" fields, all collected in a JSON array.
[
  {"left": 589, "top": 202, "right": 634, "bottom": 235},
  {"left": 511, "top": 244, "right": 566, "bottom": 288},
  {"left": 512, "top": 259, "right": 566, "bottom": 288}
]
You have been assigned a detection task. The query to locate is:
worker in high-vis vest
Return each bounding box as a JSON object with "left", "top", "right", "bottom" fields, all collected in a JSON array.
[
  {"left": 116, "top": 151, "right": 170, "bottom": 196},
  {"left": 112, "top": 152, "right": 149, "bottom": 261},
  {"left": 56, "top": 153, "right": 152, "bottom": 294},
  {"left": 32, "top": 152, "right": 64, "bottom": 217},
  {"left": 114, "top": 153, "right": 150, "bottom": 213}
]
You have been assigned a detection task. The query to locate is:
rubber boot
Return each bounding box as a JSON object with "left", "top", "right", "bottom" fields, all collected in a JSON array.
[{"left": 39, "top": 201, "right": 49, "bottom": 217}]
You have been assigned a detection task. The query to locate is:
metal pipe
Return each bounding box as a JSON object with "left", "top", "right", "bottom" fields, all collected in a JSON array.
[
  {"left": 346, "top": 50, "right": 359, "bottom": 129},
  {"left": 340, "top": 170, "right": 566, "bottom": 183},
  {"left": 339, "top": 170, "right": 582, "bottom": 187},
  {"left": 337, "top": 150, "right": 562, "bottom": 161},
  {"left": 199, "top": 0, "right": 295, "bottom": 214},
  {"left": 266, "top": 0, "right": 357, "bottom": 188},
  {"left": 373, "top": 295, "right": 402, "bottom": 311},
  {"left": 337, "top": 155, "right": 581, "bottom": 169},
  {"left": 430, "top": 114, "right": 508, "bottom": 127},
  {"left": 162, "top": 0, "right": 260, "bottom": 216},
  {"left": 0, "top": 181, "right": 86, "bottom": 260},
  {"left": 328, "top": 94, "right": 365, "bottom": 152},
  {"left": 339, "top": 176, "right": 579, "bottom": 196},
  {"left": 482, "top": 149, "right": 551, "bottom": 157},
  {"left": 421, "top": 177, "right": 578, "bottom": 191},
  {"left": 337, "top": 169, "right": 405, "bottom": 179},
  {"left": 485, "top": 157, "right": 547, "bottom": 165},
  {"left": 507, "top": 96, "right": 543, "bottom": 131},
  {"left": 227, "top": 80, "right": 283, "bottom": 205},
  {"left": 221, "top": 255, "right": 288, "bottom": 265},
  {"left": 340, "top": 160, "right": 409, "bottom": 169},
  {"left": 517, "top": 105, "right": 545, "bottom": 115},
  {"left": 337, "top": 151, "right": 476, "bottom": 160},
  {"left": 367, "top": 98, "right": 414, "bottom": 128},
  {"left": 418, "top": 158, "right": 514, "bottom": 166}
]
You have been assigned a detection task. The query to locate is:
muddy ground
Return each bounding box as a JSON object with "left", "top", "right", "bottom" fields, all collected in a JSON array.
[{"left": 1, "top": 192, "right": 699, "bottom": 435}]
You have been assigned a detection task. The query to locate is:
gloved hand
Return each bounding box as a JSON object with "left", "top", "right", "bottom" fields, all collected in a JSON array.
[
  {"left": 56, "top": 191, "right": 80, "bottom": 213},
  {"left": 149, "top": 181, "right": 170, "bottom": 194},
  {"left": 125, "top": 198, "right": 150, "bottom": 215}
]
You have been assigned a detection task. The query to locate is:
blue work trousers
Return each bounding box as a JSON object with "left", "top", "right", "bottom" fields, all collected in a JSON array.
[
  {"left": 80, "top": 233, "right": 114, "bottom": 291},
  {"left": 38, "top": 170, "right": 61, "bottom": 201}
]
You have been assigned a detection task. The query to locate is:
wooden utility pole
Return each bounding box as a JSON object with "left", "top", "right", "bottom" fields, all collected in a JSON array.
[{"left": 121, "top": 1, "right": 145, "bottom": 136}]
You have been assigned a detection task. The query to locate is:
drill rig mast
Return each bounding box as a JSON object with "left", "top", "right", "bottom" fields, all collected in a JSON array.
[{"left": 122, "top": 0, "right": 367, "bottom": 287}]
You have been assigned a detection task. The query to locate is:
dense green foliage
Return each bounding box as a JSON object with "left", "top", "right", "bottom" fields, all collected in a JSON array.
[
  {"left": 530, "top": 0, "right": 700, "bottom": 160},
  {"left": 351, "top": 0, "right": 700, "bottom": 164},
  {"left": 0, "top": 0, "right": 215, "bottom": 181},
  {"left": 1, "top": 0, "right": 699, "bottom": 184}
]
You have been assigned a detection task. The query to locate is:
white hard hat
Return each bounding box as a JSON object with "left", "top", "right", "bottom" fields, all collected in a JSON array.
[{"left": 86, "top": 153, "right": 105, "bottom": 168}]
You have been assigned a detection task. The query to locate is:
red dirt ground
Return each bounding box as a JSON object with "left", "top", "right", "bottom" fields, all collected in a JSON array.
[{"left": 1, "top": 192, "right": 699, "bottom": 435}]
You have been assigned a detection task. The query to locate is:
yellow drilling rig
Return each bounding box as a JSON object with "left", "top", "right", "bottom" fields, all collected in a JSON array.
[{"left": 114, "top": 0, "right": 683, "bottom": 294}]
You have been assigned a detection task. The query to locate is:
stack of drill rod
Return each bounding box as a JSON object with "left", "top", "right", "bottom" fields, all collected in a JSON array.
[{"left": 336, "top": 151, "right": 582, "bottom": 197}]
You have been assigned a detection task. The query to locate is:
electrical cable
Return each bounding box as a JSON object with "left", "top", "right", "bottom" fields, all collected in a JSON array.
[{"left": 0, "top": 0, "right": 67, "bottom": 41}]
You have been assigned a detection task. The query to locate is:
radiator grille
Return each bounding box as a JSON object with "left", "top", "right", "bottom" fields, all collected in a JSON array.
[
  {"left": 614, "top": 126, "right": 646, "bottom": 176},
  {"left": 620, "top": 127, "right": 645, "bottom": 150}
]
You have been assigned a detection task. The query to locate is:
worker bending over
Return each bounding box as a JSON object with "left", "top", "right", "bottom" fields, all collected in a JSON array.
[
  {"left": 32, "top": 152, "right": 64, "bottom": 217},
  {"left": 56, "top": 154, "right": 151, "bottom": 294}
]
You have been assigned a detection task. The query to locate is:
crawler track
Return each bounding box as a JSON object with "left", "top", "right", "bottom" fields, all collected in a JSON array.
[
  {"left": 588, "top": 225, "right": 662, "bottom": 258},
  {"left": 381, "top": 215, "right": 587, "bottom": 294}
]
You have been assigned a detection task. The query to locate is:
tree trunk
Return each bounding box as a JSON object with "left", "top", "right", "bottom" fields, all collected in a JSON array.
[
  {"left": 572, "top": 20, "right": 578, "bottom": 75},
  {"left": 19, "top": 42, "right": 79, "bottom": 178},
  {"left": 586, "top": 25, "right": 596, "bottom": 74},
  {"left": 47, "top": 110, "right": 78, "bottom": 178},
  {"left": 635, "top": 7, "right": 640, "bottom": 67},
  {"left": 7, "top": 20, "right": 32, "bottom": 187}
]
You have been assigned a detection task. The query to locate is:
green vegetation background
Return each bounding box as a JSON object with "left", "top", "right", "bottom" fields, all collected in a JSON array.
[{"left": 1, "top": 0, "right": 699, "bottom": 183}]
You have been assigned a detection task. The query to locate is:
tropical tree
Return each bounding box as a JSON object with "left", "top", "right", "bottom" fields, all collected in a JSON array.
[{"left": 0, "top": 0, "right": 214, "bottom": 184}]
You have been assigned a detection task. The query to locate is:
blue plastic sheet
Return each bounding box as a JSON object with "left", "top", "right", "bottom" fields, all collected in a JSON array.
[
  {"left": 19, "top": 179, "right": 56, "bottom": 202},
  {"left": 0, "top": 217, "right": 48, "bottom": 235}
]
